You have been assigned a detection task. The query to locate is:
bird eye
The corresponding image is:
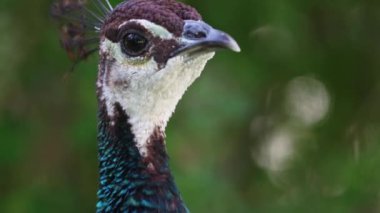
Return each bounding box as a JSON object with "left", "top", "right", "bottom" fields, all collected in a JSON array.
[{"left": 121, "top": 32, "right": 149, "bottom": 56}]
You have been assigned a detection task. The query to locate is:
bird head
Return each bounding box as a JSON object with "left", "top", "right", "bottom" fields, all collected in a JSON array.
[
  {"left": 96, "top": 0, "right": 240, "bottom": 155},
  {"left": 53, "top": 0, "right": 240, "bottom": 156}
]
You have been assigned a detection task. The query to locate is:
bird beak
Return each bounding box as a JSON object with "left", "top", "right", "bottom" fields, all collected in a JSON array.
[{"left": 170, "top": 20, "right": 241, "bottom": 57}]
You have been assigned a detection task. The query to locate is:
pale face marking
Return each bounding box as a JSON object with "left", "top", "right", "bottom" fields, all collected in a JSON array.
[
  {"left": 118, "top": 19, "right": 174, "bottom": 40},
  {"left": 99, "top": 20, "right": 215, "bottom": 157}
]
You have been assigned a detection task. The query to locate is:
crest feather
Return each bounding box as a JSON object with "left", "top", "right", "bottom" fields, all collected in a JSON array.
[{"left": 51, "top": 0, "right": 113, "bottom": 62}]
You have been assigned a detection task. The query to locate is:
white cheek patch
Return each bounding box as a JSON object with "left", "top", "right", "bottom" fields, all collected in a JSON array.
[
  {"left": 99, "top": 38, "right": 215, "bottom": 157},
  {"left": 118, "top": 19, "right": 174, "bottom": 40}
]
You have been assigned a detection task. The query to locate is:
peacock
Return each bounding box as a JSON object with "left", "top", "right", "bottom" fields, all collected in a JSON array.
[{"left": 52, "top": 0, "right": 240, "bottom": 212}]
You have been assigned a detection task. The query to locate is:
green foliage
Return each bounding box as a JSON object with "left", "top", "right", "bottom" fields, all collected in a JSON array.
[{"left": 1, "top": 0, "right": 380, "bottom": 212}]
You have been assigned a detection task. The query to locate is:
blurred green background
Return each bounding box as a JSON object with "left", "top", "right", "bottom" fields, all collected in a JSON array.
[{"left": 1, "top": 0, "right": 380, "bottom": 212}]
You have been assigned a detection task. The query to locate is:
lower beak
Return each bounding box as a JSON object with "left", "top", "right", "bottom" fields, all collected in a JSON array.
[{"left": 170, "top": 20, "right": 241, "bottom": 57}]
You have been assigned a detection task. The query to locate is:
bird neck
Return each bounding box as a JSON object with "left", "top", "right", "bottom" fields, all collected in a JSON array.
[{"left": 96, "top": 103, "right": 188, "bottom": 212}]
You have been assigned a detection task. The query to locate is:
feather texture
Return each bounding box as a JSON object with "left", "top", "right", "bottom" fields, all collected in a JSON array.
[
  {"left": 96, "top": 103, "right": 188, "bottom": 212},
  {"left": 51, "top": 0, "right": 112, "bottom": 62}
]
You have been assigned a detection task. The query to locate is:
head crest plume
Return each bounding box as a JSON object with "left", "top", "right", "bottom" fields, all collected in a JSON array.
[{"left": 51, "top": 0, "right": 113, "bottom": 62}]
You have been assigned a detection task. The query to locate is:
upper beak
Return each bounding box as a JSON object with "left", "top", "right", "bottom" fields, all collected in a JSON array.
[{"left": 170, "top": 20, "right": 241, "bottom": 57}]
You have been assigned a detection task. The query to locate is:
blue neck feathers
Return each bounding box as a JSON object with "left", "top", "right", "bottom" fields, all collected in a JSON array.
[{"left": 96, "top": 103, "right": 188, "bottom": 213}]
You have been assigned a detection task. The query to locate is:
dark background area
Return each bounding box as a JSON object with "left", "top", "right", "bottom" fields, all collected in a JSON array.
[{"left": 1, "top": 0, "right": 380, "bottom": 212}]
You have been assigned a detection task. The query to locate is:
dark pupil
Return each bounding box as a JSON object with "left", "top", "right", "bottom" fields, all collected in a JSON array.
[{"left": 123, "top": 33, "right": 147, "bottom": 55}]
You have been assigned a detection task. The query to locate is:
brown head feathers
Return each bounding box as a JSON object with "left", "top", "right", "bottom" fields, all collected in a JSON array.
[
  {"left": 52, "top": 0, "right": 201, "bottom": 62},
  {"left": 102, "top": 0, "right": 201, "bottom": 38}
]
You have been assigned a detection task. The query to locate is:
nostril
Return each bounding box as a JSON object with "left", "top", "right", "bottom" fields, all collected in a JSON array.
[
  {"left": 183, "top": 20, "right": 210, "bottom": 40},
  {"left": 184, "top": 30, "right": 207, "bottom": 40}
]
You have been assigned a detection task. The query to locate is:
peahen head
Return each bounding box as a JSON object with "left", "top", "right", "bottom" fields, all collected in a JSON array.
[
  {"left": 96, "top": 0, "right": 240, "bottom": 157},
  {"left": 53, "top": 0, "right": 239, "bottom": 211}
]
